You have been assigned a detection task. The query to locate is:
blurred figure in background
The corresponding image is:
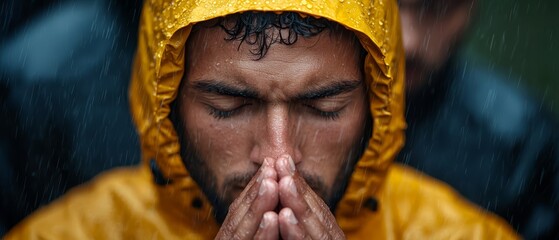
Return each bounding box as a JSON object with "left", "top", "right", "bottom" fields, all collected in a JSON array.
[
  {"left": 0, "top": 0, "right": 141, "bottom": 235},
  {"left": 0, "top": 0, "right": 555, "bottom": 238},
  {"left": 5, "top": 0, "right": 519, "bottom": 238},
  {"left": 397, "top": 0, "right": 559, "bottom": 238}
]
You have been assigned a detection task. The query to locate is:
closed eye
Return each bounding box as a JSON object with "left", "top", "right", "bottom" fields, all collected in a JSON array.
[
  {"left": 204, "top": 98, "right": 253, "bottom": 119},
  {"left": 190, "top": 80, "right": 259, "bottom": 120},
  {"left": 303, "top": 102, "right": 344, "bottom": 120},
  {"left": 207, "top": 103, "right": 250, "bottom": 119}
]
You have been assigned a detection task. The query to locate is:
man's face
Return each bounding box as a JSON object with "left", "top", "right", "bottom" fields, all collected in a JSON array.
[
  {"left": 399, "top": 0, "right": 474, "bottom": 92},
  {"left": 175, "top": 23, "right": 369, "bottom": 221}
]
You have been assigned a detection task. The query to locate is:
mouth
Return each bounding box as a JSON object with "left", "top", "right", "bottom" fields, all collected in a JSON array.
[{"left": 222, "top": 171, "right": 257, "bottom": 200}]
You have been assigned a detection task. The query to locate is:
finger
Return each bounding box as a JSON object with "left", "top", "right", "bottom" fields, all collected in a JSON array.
[
  {"left": 216, "top": 158, "right": 278, "bottom": 239},
  {"left": 258, "top": 157, "right": 278, "bottom": 182},
  {"left": 278, "top": 208, "right": 307, "bottom": 240},
  {"left": 275, "top": 155, "right": 296, "bottom": 178},
  {"left": 225, "top": 157, "right": 276, "bottom": 222},
  {"left": 277, "top": 155, "right": 333, "bottom": 226},
  {"left": 276, "top": 154, "right": 330, "bottom": 221},
  {"left": 218, "top": 176, "right": 277, "bottom": 239},
  {"left": 230, "top": 178, "right": 279, "bottom": 239},
  {"left": 278, "top": 176, "right": 333, "bottom": 239},
  {"left": 254, "top": 211, "right": 279, "bottom": 240}
]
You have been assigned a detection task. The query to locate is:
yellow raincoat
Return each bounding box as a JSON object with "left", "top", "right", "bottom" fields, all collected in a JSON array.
[{"left": 7, "top": 0, "right": 519, "bottom": 239}]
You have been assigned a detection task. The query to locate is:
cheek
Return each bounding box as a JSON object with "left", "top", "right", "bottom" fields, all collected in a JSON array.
[
  {"left": 182, "top": 102, "right": 254, "bottom": 185},
  {"left": 297, "top": 101, "right": 367, "bottom": 186}
]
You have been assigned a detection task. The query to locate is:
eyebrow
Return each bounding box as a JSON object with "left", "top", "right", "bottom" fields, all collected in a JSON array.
[
  {"left": 191, "top": 80, "right": 260, "bottom": 99},
  {"left": 296, "top": 80, "right": 363, "bottom": 100}
]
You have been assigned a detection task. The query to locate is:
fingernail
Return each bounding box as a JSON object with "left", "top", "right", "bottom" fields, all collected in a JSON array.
[
  {"left": 259, "top": 180, "right": 267, "bottom": 196},
  {"left": 287, "top": 156, "right": 296, "bottom": 174},
  {"left": 288, "top": 177, "right": 297, "bottom": 197},
  {"left": 263, "top": 157, "right": 274, "bottom": 166},
  {"left": 281, "top": 155, "right": 295, "bottom": 175},
  {"left": 257, "top": 165, "right": 271, "bottom": 182},
  {"left": 287, "top": 210, "right": 298, "bottom": 225}
]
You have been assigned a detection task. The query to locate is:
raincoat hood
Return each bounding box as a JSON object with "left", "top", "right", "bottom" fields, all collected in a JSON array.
[
  {"left": 129, "top": 0, "right": 405, "bottom": 231},
  {"left": 4, "top": 1, "right": 520, "bottom": 239}
]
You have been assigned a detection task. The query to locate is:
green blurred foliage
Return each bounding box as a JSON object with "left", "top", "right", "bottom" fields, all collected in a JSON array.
[{"left": 462, "top": 0, "right": 559, "bottom": 117}]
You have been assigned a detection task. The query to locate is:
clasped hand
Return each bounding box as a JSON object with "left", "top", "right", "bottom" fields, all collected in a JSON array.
[{"left": 215, "top": 155, "right": 345, "bottom": 240}]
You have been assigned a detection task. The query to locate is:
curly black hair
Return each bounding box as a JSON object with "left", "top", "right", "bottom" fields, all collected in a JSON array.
[{"left": 192, "top": 11, "right": 357, "bottom": 59}]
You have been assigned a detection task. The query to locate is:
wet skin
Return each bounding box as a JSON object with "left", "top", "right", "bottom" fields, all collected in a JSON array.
[{"left": 176, "top": 22, "right": 369, "bottom": 239}]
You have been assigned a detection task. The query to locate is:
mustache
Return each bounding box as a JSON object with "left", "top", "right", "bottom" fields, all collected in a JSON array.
[
  {"left": 226, "top": 171, "right": 257, "bottom": 190},
  {"left": 222, "top": 170, "right": 329, "bottom": 202}
]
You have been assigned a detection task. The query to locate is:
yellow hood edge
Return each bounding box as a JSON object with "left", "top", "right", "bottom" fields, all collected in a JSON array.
[{"left": 129, "top": 0, "right": 406, "bottom": 230}]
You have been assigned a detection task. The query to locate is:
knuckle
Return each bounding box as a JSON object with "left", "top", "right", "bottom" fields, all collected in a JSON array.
[
  {"left": 316, "top": 231, "right": 331, "bottom": 240},
  {"left": 229, "top": 197, "right": 242, "bottom": 211},
  {"left": 321, "top": 211, "right": 334, "bottom": 226},
  {"left": 244, "top": 206, "right": 257, "bottom": 220},
  {"left": 228, "top": 185, "right": 260, "bottom": 214},
  {"left": 231, "top": 231, "right": 249, "bottom": 240},
  {"left": 302, "top": 205, "right": 314, "bottom": 219},
  {"left": 216, "top": 227, "right": 235, "bottom": 240},
  {"left": 296, "top": 230, "right": 308, "bottom": 240}
]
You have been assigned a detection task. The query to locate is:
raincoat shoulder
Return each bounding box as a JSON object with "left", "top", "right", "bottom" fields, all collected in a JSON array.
[
  {"left": 378, "top": 164, "right": 519, "bottom": 239},
  {"left": 5, "top": 165, "right": 520, "bottom": 239},
  {"left": 6, "top": 0, "right": 519, "bottom": 239},
  {"left": 4, "top": 167, "right": 218, "bottom": 239}
]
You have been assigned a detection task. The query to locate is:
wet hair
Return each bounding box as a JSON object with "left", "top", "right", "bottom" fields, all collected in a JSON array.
[
  {"left": 174, "top": 12, "right": 372, "bottom": 222},
  {"left": 194, "top": 11, "right": 354, "bottom": 59}
]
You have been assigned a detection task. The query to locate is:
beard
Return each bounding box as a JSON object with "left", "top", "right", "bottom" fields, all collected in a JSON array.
[
  {"left": 172, "top": 104, "right": 372, "bottom": 224},
  {"left": 177, "top": 144, "right": 359, "bottom": 223}
]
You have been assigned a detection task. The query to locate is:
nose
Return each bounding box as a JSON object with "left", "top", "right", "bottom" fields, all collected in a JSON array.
[{"left": 250, "top": 104, "right": 302, "bottom": 166}]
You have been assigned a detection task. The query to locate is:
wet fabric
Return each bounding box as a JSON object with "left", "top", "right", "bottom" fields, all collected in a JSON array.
[{"left": 6, "top": 0, "right": 518, "bottom": 239}]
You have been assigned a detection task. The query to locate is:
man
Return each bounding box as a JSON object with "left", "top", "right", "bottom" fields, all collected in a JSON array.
[
  {"left": 7, "top": 0, "right": 518, "bottom": 239},
  {"left": 398, "top": 0, "right": 559, "bottom": 239}
]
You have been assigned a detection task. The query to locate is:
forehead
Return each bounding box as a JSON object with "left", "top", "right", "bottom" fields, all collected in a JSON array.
[
  {"left": 186, "top": 17, "right": 361, "bottom": 60},
  {"left": 184, "top": 21, "right": 363, "bottom": 95}
]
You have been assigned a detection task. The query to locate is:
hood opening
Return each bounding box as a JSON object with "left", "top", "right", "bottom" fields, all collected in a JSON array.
[{"left": 129, "top": 0, "right": 406, "bottom": 228}]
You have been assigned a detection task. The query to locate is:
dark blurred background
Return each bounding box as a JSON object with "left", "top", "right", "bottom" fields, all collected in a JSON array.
[
  {"left": 463, "top": 0, "right": 559, "bottom": 118},
  {"left": 0, "top": 0, "right": 142, "bottom": 235},
  {"left": 0, "top": 0, "right": 557, "bottom": 237}
]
